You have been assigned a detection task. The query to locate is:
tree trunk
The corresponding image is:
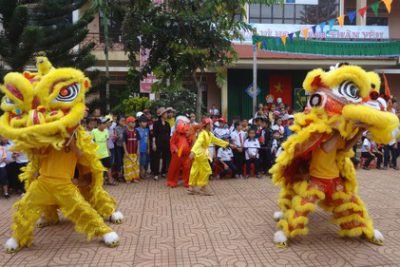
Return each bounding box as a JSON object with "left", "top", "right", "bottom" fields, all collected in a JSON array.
[{"left": 193, "top": 72, "right": 203, "bottom": 119}]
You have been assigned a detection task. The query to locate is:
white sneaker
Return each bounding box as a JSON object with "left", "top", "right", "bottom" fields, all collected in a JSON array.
[{"left": 154, "top": 176, "right": 159, "bottom": 181}]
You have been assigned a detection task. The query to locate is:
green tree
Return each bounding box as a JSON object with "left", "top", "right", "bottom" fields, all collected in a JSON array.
[
  {"left": 301, "top": 0, "right": 339, "bottom": 25},
  {"left": 122, "top": 0, "right": 279, "bottom": 118},
  {"left": 31, "top": 0, "right": 95, "bottom": 69},
  {"left": 0, "top": 0, "right": 40, "bottom": 77}
]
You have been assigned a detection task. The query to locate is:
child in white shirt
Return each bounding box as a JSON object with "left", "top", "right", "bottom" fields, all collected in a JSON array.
[
  {"left": 217, "top": 139, "right": 238, "bottom": 178},
  {"left": 0, "top": 136, "right": 9, "bottom": 198},
  {"left": 244, "top": 129, "right": 261, "bottom": 178},
  {"left": 270, "top": 130, "right": 282, "bottom": 165}
]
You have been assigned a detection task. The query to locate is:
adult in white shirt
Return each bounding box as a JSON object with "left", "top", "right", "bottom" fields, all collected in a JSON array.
[
  {"left": 243, "top": 129, "right": 261, "bottom": 178},
  {"left": 384, "top": 128, "right": 399, "bottom": 170},
  {"left": 361, "top": 133, "right": 375, "bottom": 170}
]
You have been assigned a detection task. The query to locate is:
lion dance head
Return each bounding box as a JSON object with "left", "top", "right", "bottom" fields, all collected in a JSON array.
[{"left": 0, "top": 57, "right": 90, "bottom": 150}]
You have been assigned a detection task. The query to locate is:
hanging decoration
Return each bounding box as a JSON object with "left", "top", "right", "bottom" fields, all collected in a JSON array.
[
  {"left": 281, "top": 35, "right": 287, "bottom": 46},
  {"left": 337, "top": 15, "right": 345, "bottom": 27},
  {"left": 358, "top": 6, "right": 368, "bottom": 18},
  {"left": 302, "top": 28, "right": 309, "bottom": 40},
  {"left": 383, "top": 0, "right": 393, "bottom": 13},
  {"left": 252, "top": 35, "right": 400, "bottom": 57},
  {"left": 370, "top": 2, "right": 380, "bottom": 16},
  {"left": 252, "top": 0, "right": 395, "bottom": 53},
  {"left": 348, "top": 11, "right": 357, "bottom": 24}
]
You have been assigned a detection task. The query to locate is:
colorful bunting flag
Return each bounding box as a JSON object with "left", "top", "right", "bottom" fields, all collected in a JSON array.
[
  {"left": 311, "top": 25, "right": 317, "bottom": 34},
  {"left": 337, "top": 15, "right": 345, "bottom": 27},
  {"left": 383, "top": 0, "right": 393, "bottom": 13},
  {"left": 281, "top": 35, "right": 287, "bottom": 46},
  {"left": 370, "top": 2, "right": 380, "bottom": 16},
  {"left": 288, "top": 33, "right": 294, "bottom": 43},
  {"left": 303, "top": 28, "right": 309, "bottom": 40},
  {"left": 319, "top": 22, "right": 326, "bottom": 33},
  {"left": 358, "top": 6, "right": 368, "bottom": 18},
  {"left": 295, "top": 31, "right": 301, "bottom": 40},
  {"left": 257, "top": 41, "right": 262, "bottom": 49},
  {"left": 348, "top": 11, "right": 356, "bottom": 24},
  {"left": 328, "top": 19, "right": 336, "bottom": 31},
  {"left": 262, "top": 40, "right": 268, "bottom": 50},
  {"left": 275, "top": 36, "right": 281, "bottom": 47}
]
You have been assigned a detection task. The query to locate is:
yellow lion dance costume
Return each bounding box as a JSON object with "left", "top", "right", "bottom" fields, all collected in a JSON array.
[
  {"left": 1, "top": 57, "right": 122, "bottom": 253},
  {"left": 270, "top": 63, "right": 399, "bottom": 248}
]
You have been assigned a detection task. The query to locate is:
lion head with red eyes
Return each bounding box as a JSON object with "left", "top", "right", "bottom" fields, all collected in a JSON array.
[{"left": 0, "top": 58, "right": 90, "bottom": 150}]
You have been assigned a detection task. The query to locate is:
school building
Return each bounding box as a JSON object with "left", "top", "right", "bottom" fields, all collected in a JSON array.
[{"left": 80, "top": 0, "right": 400, "bottom": 119}]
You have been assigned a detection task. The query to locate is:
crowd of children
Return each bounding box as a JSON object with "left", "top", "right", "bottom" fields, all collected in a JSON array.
[{"left": 1, "top": 98, "right": 398, "bottom": 199}]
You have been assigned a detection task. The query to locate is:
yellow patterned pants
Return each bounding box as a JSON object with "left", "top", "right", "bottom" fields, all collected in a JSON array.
[
  {"left": 123, "top": 154, "right": 139, "bottom": 182},
  {"left": 11, "top": 177, "right": 113, "bottom": 248},
  {"left": 276, "top": 178, "right": 375, "bottom": 240}
]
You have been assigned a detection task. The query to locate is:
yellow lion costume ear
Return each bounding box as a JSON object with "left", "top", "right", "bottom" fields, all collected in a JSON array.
[
  {"left": 366, "top": 71, "right": 381, "bottom": 93},
  {"left": 1, "top": 72, "right": 33, "bottom": 112},
  {"left": 303, "top": 68, "right": 326, "bottom": 93}
]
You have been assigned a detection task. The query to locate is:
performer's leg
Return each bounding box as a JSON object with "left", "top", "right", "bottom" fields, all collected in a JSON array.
[
  {"left": 331, "top": 190, "right": 383, "bottom": 245},
  {"left": 383, "top": 145, "right": 390, "bottom": 167},
  {"left": 181, "top": 156, "right": 191, "bottom": 188},
  {"left": 37, "top": 205, "right": 59, "bottom": 228},
  {"left": 166, "top": 154, "right": 180, "bottom": 187},
  {"left": 55, "top": 183, "right": 119, "bottom": 247},
  {"left": 274, "top": 186, "right": 295, "bottom": 221},
  {"left": 274, "top": 181, "right": 325, "bottom": 248},
  {"left": 5, "top": 180, "right": 53, "bottom": 252}
]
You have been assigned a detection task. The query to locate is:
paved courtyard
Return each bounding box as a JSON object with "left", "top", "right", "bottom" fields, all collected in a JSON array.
[{"left": 0, "top": 169, "right": 399, "bottom": 267}]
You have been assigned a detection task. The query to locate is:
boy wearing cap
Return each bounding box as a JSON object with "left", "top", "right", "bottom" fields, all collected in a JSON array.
[
  {"left": 92, "top": 117, "right": 116, "bottom": 185},
  {"left": 123, "top": 117, "right": 140, "bottom": 183},
  {"left": 188, "top": 118, "right": 236, "bottom": 196},
  {"left": 136, "top": 116, "right": 150, "bottom": 179}
]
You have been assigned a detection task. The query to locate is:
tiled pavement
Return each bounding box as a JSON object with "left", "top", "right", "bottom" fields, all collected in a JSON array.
[{"left": 1, "top": 169, "right": 400, "bottom": 267}]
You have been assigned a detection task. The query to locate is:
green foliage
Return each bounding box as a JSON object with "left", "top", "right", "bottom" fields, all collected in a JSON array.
[
  {"left": 0, "top": 0, "right": 95, "bottom": 79},
  {"left": 0, "top": 2, "right": 40, "bottom": 76},
  {"left": 31, "top": 0, "right": 95, "bottom": 69},
  {"left": 116, "top": 97, "right": 151, "bottom": 117},
  {"left": 150, "top": 87, "right": 197, "bottom": 116},
  {"left": 122, "top": 0, "right": 277, "bottom": 117}
]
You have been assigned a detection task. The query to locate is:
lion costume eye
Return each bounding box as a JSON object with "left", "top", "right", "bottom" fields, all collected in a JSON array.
[
  {"left": 53, "top": 83, "right": 80, "bottom": 103},
  {"left": 3, "top": 96, "right": 15, "bottom": 106},
  {"left": 337, "top": 81, "right": 360, "bottom": 100}
]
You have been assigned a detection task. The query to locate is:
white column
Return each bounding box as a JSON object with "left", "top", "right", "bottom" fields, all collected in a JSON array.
[
  {"left": 221, "top": 69, "right": 228, "bottom": 118},
  {"left": 357, "top": 0, "right": 367, "bottom": 26},
  {"left": 339, "top": 0, "right": 345, "bottom": 16}
]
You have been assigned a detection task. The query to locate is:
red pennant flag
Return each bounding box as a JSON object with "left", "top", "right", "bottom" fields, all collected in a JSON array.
[
  {"left": 358, "top": 6, "right": 368, "bottom": 18},
  {"left": 269, "top": 75, "right": 293, "bottom": 107}
]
